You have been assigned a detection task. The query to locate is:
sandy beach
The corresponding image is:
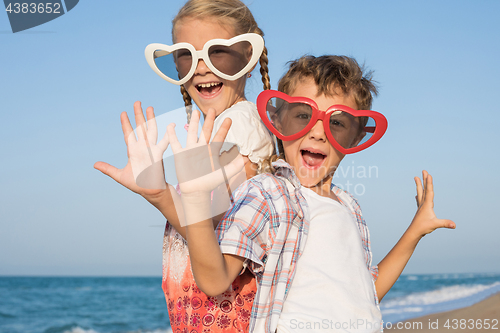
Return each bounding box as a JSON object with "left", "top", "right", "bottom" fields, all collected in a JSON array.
[{"left": 384, "top": 292, "right": 500, "bottom": 332}]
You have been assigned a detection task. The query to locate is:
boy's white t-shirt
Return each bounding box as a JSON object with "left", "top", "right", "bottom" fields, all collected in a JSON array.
[
  {"left": 277, "top": 186, "right": 382, "bottom": 333},
  {"left": 210, "top": 100, "right": 274, "bottom": 164}
]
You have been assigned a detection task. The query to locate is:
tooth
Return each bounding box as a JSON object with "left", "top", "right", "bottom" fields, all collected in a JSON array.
[{"left": 197, "top": 82, "right": 220, "bottom": 88}]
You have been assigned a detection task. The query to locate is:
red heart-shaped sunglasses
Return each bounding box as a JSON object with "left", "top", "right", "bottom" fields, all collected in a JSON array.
[{"left": 257, "top": 90, "right": 388, "bottom": 154}]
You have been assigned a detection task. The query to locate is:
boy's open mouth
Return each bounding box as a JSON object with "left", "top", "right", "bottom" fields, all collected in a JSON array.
[
  {"left": 301, "top": 149, "right": 326, "bottom": 167},
  {"left": 196, "top": 82, "right": 222, "bottom": 97}
]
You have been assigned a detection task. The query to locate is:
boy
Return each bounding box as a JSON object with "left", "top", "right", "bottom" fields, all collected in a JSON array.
[{"left": 168, "top": 55, "right": 455, "bottom": 333}]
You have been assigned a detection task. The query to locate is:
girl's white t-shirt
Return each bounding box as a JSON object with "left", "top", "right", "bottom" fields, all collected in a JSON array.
[
  {"left": 210, "top": 100, "right": 274, "bottom": 164},
  {"left": 277, "top": 186, "right": 382, "bottom": 333}
]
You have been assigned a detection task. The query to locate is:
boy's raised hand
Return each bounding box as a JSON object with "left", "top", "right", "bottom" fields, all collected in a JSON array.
[
  {"left": 375, "top": 170, "right": 456, "bottom": 300},
  {"left": 94, "top": 101, "right": 169, "bottom": 200},
  {"left": 410, "top": 170, "right": 456, "bottom": 238}
]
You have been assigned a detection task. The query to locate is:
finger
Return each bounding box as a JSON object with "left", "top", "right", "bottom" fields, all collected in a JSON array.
[
  {"left": 421, "top": 170, "right": 428, "bottom": 202},
  {"left": 133, "top": 101, "right": 147, "bottom": 127},
  {"left": 146, "top": 106, "right": 158, "bottom": 144},
  {"left": 186, "top": 109, "right": 200, "bottom": 145},
  {"left": 438, "top": 218, "right": 456, "bottom": 229},
  {"left": 415, "top": 176, "right": 423, "bottom": 207},
  {"left": 134, "top": 101, "right": 148, "bottom": 141},
  {"left": 157, "top": 127, "right": 170, "bottom": 152},
  {"left": 94, "top": 161, "right": 121, "bottom": 182},
  {"left": 201, "top": 108, "right": 216, "bottom": 143},
  {"left": 120, "top": 112, "right": 136, "bottom": 145},
  {"left": 423, "top": 173, "right": 434, "bottom": 207},
  {"left": 213, "top": 118, "right": 232, "bottom": 144},
  {"left": 167, "top": 123, "right": 182, "bottom": 152},
  {"left": 222, "top": 152, "right": 245, "bottom": 181},
  {"left": 219, "top": 145, "right": 240, "bottom": 167}
]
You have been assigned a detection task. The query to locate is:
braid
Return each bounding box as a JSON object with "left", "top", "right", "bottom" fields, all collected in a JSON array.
[
  {"left": 180, "top": 85, "right": 192, "bottom": 106},
  {"left": 259, "top": 46, "right": 271, "bottom": 91},
  {"left": 180, "top": 85, "right": 193, "bottom": 123}
]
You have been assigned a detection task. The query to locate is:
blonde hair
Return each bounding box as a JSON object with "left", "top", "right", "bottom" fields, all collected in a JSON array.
[
  {"left": 260, "top": 55, "right": 378, "bottom": 174},
  {"left": 172, "top": 0, "right": 271, "bottom": 121}
]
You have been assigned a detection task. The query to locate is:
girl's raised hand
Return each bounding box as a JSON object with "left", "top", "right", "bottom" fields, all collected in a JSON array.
[
  {"left": 94, "top": 101, "right": 170, "bottom": 200},
  {"left": 167, "top": 108, "right": 245, "bottom": 226},
  {"left": 410, "top": 170, "right": 456, "bottom": 238}
]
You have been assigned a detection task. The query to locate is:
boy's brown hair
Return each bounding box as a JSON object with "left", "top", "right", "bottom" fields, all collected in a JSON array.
[{"left": 278, "top": 55, "right": 377, "bottom": 110}]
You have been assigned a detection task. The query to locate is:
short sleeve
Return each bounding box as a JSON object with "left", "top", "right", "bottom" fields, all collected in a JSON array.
[
  {"left": 216, "top": 179, "right": 270, "bottom": 277},
  {"left": 370, "top": 265, "right": 379, "bottom": 281},
  {"left": 212, "top": 101, "right": 274, "bottom": 164}
]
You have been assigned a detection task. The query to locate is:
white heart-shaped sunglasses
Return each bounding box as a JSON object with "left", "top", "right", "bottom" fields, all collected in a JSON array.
[{"left": 145, "top": 33, "right": 264, "bottom": 85}]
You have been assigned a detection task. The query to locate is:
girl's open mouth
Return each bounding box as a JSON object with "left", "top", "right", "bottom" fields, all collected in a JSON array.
[
  {"left": 301, "top": 149, "right": 326, "bottom": 168},
  {"left": 196, "top": 82, "right": 223, "bottom": 97}
]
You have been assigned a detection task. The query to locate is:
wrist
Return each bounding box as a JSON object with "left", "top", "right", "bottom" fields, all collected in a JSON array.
[
  {"left": 143, "top": 188, "right": 169, "bottom": 206},
  {"left": 181, "top": 192, "right": 213, "bottom": 226},
  {"left": 403, "top": 224, "right": 425, "bottom": 244}
]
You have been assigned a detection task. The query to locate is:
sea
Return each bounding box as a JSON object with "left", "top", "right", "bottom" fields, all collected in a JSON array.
[{"left": 1, "top": 273, "right": 499, "bottom": 333}]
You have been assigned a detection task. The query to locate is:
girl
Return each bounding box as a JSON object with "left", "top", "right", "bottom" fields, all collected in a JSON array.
[
  {"left": 95, "top": 1, "right": 273, "bottom": 331},
  {"left": 168, "top": 55, "right": 455, "bottom": 332}
]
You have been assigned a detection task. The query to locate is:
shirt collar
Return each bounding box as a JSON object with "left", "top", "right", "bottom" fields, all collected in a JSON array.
[{"left": 271, "top": 159, "right": 301, "bottom": 188}]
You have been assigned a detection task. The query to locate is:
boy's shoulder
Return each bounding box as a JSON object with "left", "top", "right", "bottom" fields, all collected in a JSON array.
[
  {"left": 231, "top": 172, "right": 294, "bottom": 205},
  {"left": 250, "top": 160, "right": 300, "bottom": 190},
  {"left": 248, "top": 172, "right": 289, "bottom": 192}
]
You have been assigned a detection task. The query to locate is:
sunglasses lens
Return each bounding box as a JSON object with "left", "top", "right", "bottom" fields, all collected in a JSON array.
[
  {"left": 328, "top": 112, "right": 377, "bottom": 150},
  {"left": 153, "top": 48, "right": 192, "bottom": 82},
  {"left": 208, "top": 41, "right": 251, "bottom": 77},
  {"left": 265, "top": 97, "right": 312, "bottom": 138}
]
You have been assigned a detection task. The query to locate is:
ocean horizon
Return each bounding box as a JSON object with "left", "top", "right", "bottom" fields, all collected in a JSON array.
[{"left": 1, "top": 272, "right": 499, "bottom": 333}]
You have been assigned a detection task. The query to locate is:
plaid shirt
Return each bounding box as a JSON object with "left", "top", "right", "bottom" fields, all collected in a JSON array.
[{"left": 217, "top": 160, "right": 379, "bottom": 333}]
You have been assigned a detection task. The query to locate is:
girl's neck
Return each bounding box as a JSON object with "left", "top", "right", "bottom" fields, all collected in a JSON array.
[{"left": 201, "top": 98, "right": 248, "bottom": 119}]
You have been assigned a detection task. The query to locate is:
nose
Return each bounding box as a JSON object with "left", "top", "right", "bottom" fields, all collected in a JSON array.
[
  {"left": 308, "top": 120, "right": 327, "bottom": 142},
  {"left": 194, "top": 58, "right": 211, "bottom": 75}
]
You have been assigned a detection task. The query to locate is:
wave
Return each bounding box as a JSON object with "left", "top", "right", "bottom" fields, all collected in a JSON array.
[
  {"left": 61, "top": 328, "right": 172, "bottom": 333},
  {"left": 0, "top": 311, "right": 15, "bottom": 318},
  {"left": 41, "top": 324, "right": 173, "bottom": 333},
  {"left": 380, "top": 282, "right": 500, "bottom": 324},
  {"left": 62, "top": 327, "right": 99, "bottom": 333}
]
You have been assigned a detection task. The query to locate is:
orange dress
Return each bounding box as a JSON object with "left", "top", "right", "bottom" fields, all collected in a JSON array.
[{"left": 162, "top": 223, "right": 257, "bottom": 332}]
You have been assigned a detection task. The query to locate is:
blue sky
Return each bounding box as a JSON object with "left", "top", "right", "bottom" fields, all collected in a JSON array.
[{"left": 1, "top": 0, "right": 499, "bottom": 276}]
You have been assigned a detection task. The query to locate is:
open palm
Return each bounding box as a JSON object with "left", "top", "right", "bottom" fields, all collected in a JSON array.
[
  {"left": 168, "top": 109, "right": 244, "bottom": 196},
  {"left": 411, "top": 170, "right": 456, "bottom": 237},
  {"left": 166, "top": 109, "right": 245, "bottom": 226},
  {"left": 94, "top": 101, "right": 169, "bottom": 197}
]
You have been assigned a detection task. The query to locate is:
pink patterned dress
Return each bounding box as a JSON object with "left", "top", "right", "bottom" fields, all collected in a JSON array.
[{"left": 162, "top": 223, "right": 256, "bottom": 333}]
